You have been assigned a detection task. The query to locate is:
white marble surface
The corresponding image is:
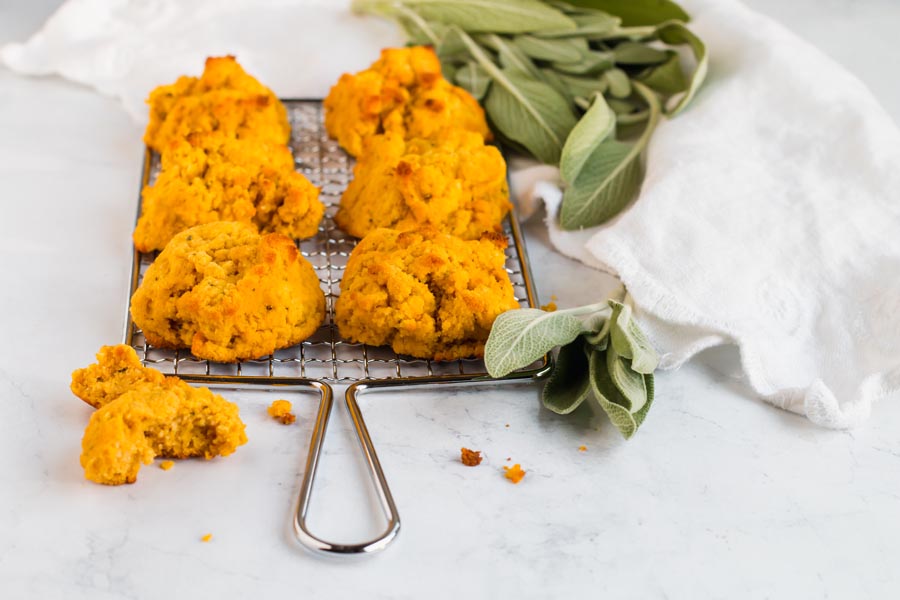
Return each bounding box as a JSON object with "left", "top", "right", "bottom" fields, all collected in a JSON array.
[{"left": 1, "top": 1, "right": 899, "bottom": 598}]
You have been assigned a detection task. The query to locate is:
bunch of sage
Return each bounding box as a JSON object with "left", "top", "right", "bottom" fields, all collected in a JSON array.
[
  {"left": 484, "top": 290, "right": 659, "bottom": 438},
  {"left": 352, "top": 0, "right": 708, "bottom": 229}
]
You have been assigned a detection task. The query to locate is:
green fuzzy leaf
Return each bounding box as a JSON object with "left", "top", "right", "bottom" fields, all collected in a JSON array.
[
  {"left": 607, "top": 342, "right": 648, "bottom": 413},
  {"left": 453, "top": 28, "right": 578, "bottom": 164},
  {"left": 538, "top": 13, "right": 621, "bottom": 37},
  {"left": 559, "top": 81, "right": 660, "bottom": 228},
  {"left": 656, "top": 20, "right": 708, "bottom": 116},
  {"left": 560, "top": 93, "right": 615, "bottom": 184},
  {"left": 637, "top": 50, "right": 688, "bottom": 95},
  {"left": 513, "top": 34, "right": 588, "bottom": 63},
  {"left": 612, "top": 41, "right": 670, "bottom": 65},
  {"left": 588, "top": 348, "right": 638, "bottom": 439},
  {"left": 485, "top": 68, "right": 578, "bottom": 164},
  {"left": 556, "top": 72, "right": 608, "bottom": 98},
  {"left": 395, "top": 7, "right": 448, "bottom": 45},
  {"left": 540, "top": 68, "right": 575, "bottom": 105},
  {"left": 542, "top": 339, "right": 593, "bottom": 414},
  {"left": 483, "top": 34, "right": 544, "bottom": 80},
  {"left": 633, "top": 372, "right": 655, "bottom": 427},
  {"left": 608, "top": 300, "right": 659, "bottom": 374},
  {"left": 485, "top": 308, "right": 588, "bottom": 378},
  {"left": 564, "top": 0, "right": 690, "bottom": 26},
  {"left": 455, "top": 62, "right": 492, "bottom": 100},
  {"left": 552, "top": 51, "right": 613, "bottom": 75},
  {"left": 356, "top": 0, "right": 578, "bottom": 33},
  {"left": 603, "top": 67, "right": 632, "bottom": 98}
]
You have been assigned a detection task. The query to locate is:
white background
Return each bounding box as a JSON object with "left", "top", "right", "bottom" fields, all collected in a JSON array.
[{"left": 1, "top": 1, "right": 898, "bottom": 598}]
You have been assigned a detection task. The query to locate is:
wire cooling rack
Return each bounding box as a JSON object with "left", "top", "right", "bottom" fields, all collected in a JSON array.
[
  {"left": 122, "top": 99, "right": 549, "bottom": 557},
  {"left": 125, "top": 100, "right": 541, "bottom": 382}
]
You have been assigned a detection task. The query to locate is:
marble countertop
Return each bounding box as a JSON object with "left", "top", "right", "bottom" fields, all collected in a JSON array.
[{"left": 1, "top": 1, "right": 899, "bottom": 598}]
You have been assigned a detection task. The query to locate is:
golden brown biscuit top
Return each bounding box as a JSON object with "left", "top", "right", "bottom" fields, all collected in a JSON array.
[
  {"left": 144, "top": 56, "right": 289, "bottom": 151},
  {"left": 323, "top": 46, "right": 490, "bottom": 157},
  {"left": 335, "top": 227, "right": 518, "bottom": 360},
  {"left": 133, "top": 132, "right": 323, "bottom": 252},
  {"left": 335, "top": 130, "right": 510, "bottom": 240}
]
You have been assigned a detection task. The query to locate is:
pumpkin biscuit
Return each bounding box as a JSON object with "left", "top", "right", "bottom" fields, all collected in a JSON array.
[
  {"left": 134, "top": 133, "right": 323, "bottom": 252},
  {"left": 335, "top": 227, "right": 519, "bottom": 360},
  {"left": 323, "top": 46, "right": 490, "bottom": 157},
  {"left": 335, "top": 131, "right": 510, "bottom": 240},
  {"left": 144, "top": 56, "right": 290, "bottom": 152},
  {"left": 72, "top": 345, "right": 248, "bottom": 485},
  {"left": 130, "top": 221, "right": 325, "bottom": 362}
]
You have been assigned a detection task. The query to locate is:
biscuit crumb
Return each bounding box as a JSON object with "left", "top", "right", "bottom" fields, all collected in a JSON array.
[
  {"left": 201, "top": 534, "right": 213, "bottom": 543},
  {"left": 267, "top": 399, "right": 296, "bottom": 425},
  {"left": 506, "top": 457, "right": 511, "bottom": 461},
  {"left": 460, "top": 447, "right": 482, "bottom": 466},
  {"left": 159, "top": 460, "right": 174, "bottom": 471},
  {"left": 504, "top": 424, "right": 510, "bottom": 428},
  {"left": 503, "top": 464, "right": 526, "bottom": 484},
  {"left": 540, "top": 302, "right": 557, "bottom": 312},
  {"left": 578, "top": 445, "right": 587, "bottom": 452}
]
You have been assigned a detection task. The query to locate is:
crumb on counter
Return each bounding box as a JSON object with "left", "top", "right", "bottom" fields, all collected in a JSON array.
[
  {"left": 460, "top": 447, "right": 482, "bottom": 466},
  {"left": 506, "top": 457, "right": 511, "bottom": 461},
  {"left": 160, "top": 460, "right": 174, "bottom": 471},
  {"left": 540, "top": 302, "right": 557, "bottom": 312},
  {"left": 503, "top": 464, "right": 526, "bottom": 484},
  {"left": 504, "top": 424, "right": 509, "bottom": 428},
  {"left": 267, "top": 399, "right": 296, "bottom": 425},
  {"left": 201, "top": 533, "right": 213, "bottom": 543},
  {"left": 578, "top": 445, "right": 587, "bottom": 452}
]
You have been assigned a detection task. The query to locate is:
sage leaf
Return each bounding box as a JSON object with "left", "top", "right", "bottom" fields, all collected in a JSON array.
[
  {"left": 560, "top": 93, "right": 615, "bottom": 184},
  {"left": 360, "top": 0, "right": 577, "bottom": 33},
  {"left": 559, "top": 81, "right": 660, "bottom": 228},
  {"left": 395, "top": 6, "right": 446, "bottom": 45},
  {"left": 485, "top": 308, "right": 588, "bottom": 378},
  {"left": 606, "top": 342, "right": 648, "bottom": 413},
  {"left": 608, "top": 299, "right": 659, "bottom": 374},
  {"left": 484, "top": 34, "right": 544, "bottom": 80},
  {"left": 540, "top": 68, "right": 575, "bottom": 105},
  {"left": 455, "top": 62, "right": 492, "bottom": 100},
  {"left": 552, "top": 51, "right": 613, "bottom": 75},
  {"left": 565, "top": 0, "right": 689, "bottom": 26},
  {"left": 485, "top": 68, "right": 577, "bottom": 164},
  {"left": 603, "top": 67, "right": 631, "bottom": 98},
  {"left": 656, "top": 20, "right": 708, "bottom": 116},
  {"left": 612, "top": 41, "right": 670, "bottom": 65},
  {"left": 557, "top": 72, "right": 608, "bottom": 98},
  {"left": 453, "top": 28, "right": 577, "bottom": 164},
  {"left": 560, "top": 140, "right": 640, "bottom": 227},
  {"left": 542, "top": 339, "right": 592, "bottom": 414},
  {"left": 633, "top": 372, "right": 655, "bottom": 427},
  {"left": 638, "top": 50, "right": 688, "bottom": 95},
  {"left": 539, "top": 13, "right": 620, "bottom": 37},
  {"left": 588, "top": 348, "right": 639, "bottom": 439},
  {"left": 514, "top": 34, "right": 588, "bottom": 63}
]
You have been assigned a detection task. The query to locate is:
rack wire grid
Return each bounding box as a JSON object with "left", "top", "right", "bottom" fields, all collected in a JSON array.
[
  {"left": 124, "top": 99, "right": 545, "bottom": 382},
  {"left": 122, "top": 99, "right": 549, "bottom": 556}
]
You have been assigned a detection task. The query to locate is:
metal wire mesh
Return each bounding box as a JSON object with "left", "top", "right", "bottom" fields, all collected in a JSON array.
[{"left": 127, "top": 100, "right": 536, "bottom": 383}]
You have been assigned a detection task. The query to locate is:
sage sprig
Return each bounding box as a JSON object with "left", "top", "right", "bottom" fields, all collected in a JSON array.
[
  {"left": 353, "top": 0, "right": 707, "bottom": 229},
  {"left": 484, "top": 292, "right": 659, "bottom": 439}
]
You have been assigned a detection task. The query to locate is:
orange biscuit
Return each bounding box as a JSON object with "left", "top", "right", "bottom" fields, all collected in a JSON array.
[
  {"left": 335, "top": 227, "right": 519, "bottom": 360},
  {"left": 130, "top": 222, "right": 325, "bottom": 362},
  {"left": 335, "top": 131, "right": 510, "bottom": 240},
  {"left": 144, "top": 56, "right": 290, "bottom": 152},
  {"left": 323, "top": 46, "right": 490, "bottom": 156},
  {"left": 134, "top": 133, "right": 322, "bottom": 252},
  {"left": 72, "top": 345, "right": 247, "bottom": 485}
]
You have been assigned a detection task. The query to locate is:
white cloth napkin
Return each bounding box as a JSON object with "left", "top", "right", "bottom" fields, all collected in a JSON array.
[
  {"left": 4, "top": 0, "right": 898, "bottom": 428},
  {"left": 0, "top": 0, "right": 404, "bottom": 122}
]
